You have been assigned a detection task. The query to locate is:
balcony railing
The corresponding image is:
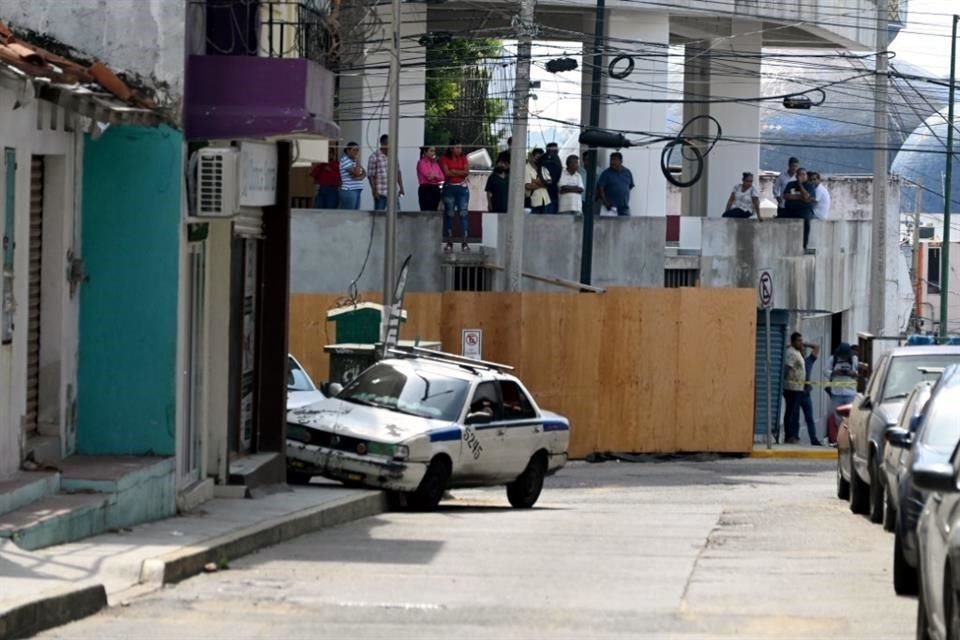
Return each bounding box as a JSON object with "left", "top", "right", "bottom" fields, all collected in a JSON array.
[{"left": 196, "top": 0, "right": 335, "bottom": 68}]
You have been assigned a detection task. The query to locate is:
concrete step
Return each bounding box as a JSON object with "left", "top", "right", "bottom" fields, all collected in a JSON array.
[
  {"left": 60, "top": 456, "right": 175, "bottom": 494},
  {"left": 0, "top": 492, "right": 109, "bottom": 550},
  {"left": 0, "top": 471, "right": 60, "bottom": 518}
]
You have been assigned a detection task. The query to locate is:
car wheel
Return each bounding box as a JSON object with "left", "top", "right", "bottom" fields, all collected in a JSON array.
[
  {"left": 507, "top": 454, "right": 547, "bottom": 509},
  {"left": 883, "top": 486, "right": 897, "bottom": 532},
  {"left": 894, "top": 523, "right": 919, "bottom": 596},
  {"left": 407, "top": 456, "right": 451, "bottom": 512},
  {"left": 287, "top": 469, "right": 313, "bottom": 485},
  {"left": 850, "top": 457, "right": 870, "bottom": 515},
  {"left": 869, "top": 456, "right": 885, "bottom": 524},
  {"left": 837, "top": 454, "right": 850, "bottom": 500},
  {"left": 918, "top": 563, "right": 932, "bottom": 640}
]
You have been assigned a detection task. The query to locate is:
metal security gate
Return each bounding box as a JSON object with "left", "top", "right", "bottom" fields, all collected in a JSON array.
[
  {"left": 181, "top": 241, "right": 206, "bottom": 485},
  {"left": 24, "top": 156, "right": 44, "bottom": 435},
  {"left": 754, "top": 309, "right": 787, "bottom": 439}
]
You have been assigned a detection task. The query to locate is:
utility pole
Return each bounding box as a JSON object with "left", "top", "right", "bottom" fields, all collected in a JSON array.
[
  {"left": 504, "top": 0, "right": 536, "bottom": 292},
  {"left": 913, "top": 182, "right": 922, "bottom": 331},
  {"left": 939, "top": 14, "right": 958, "bottom": 339},
  {"left": 382, "top": 0, "right": 401, "bottom": 307},
  {"left": 869, "top": 0, "right": 890, "bottom": 336},
  {"left": 580, "top": 0, "right": 605, "bottom": 286}
]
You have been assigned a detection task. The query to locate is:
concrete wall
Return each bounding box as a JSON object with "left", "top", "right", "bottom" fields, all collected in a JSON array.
[
  {"left": 77, "top": 126, "right": 182, "bottom": 456},
  {"left": 291, "top": 210, "right": 666, "bottom": 293},
  {"left": 291, "top": 210, "right": 446, "bottom": 294},
  {"left": 0, "top": 0, "right": 186, "bottom": 112},
  {"left": 699, "top": 219, "right": 872, "bottom": 316}
]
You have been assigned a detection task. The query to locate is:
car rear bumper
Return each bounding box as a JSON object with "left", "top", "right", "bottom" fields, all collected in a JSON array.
[
  {"left": 547, "top": 452, "right": 568, "bottom": 475},
  {"left": 287, "top": 441, "right": 427, "bottom": 491}
]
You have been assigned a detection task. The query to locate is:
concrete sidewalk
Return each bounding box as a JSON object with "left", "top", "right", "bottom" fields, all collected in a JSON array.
[
  {"left": 749, "top": 443, "right": 837, "bottom": 459},
  {"left": 0, "top": 482, "right": 386, "bottom": 639}
]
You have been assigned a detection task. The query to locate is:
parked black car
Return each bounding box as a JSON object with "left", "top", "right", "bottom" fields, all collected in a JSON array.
[
  {"left": 846, "top": 347, "right": 960, "bottom": 523},
  {"left": 881, "top": 379, "right": 936, "bottom": 595}
]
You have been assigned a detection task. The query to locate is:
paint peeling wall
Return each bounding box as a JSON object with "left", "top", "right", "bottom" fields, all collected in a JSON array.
[{"left": 0, "top": 0, "right": 185, "bottom": 115}]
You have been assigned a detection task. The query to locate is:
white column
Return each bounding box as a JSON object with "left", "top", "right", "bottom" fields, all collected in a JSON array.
[
  {"left": 599, "top": 11, "right": 669, "bottom": 216},
  {"left": 701, "top": 20, "right": 762, "bottom": 218},
  {"left": 338, "top": 4, "right": 426, "bottom": 211}
]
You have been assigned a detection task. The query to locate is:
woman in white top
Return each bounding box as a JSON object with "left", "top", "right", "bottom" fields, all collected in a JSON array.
[{"left": 722, "top": 172, "right": 762, "bottom": 220}]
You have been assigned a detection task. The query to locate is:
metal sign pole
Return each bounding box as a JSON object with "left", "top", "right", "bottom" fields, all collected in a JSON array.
[{"left": 765, "top": 306, "right": 773, "bottom": 450}]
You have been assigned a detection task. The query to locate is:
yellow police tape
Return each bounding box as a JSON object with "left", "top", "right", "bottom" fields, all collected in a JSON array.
[{"left": 799, "top": 380, "right": 858, "bottom": 388}]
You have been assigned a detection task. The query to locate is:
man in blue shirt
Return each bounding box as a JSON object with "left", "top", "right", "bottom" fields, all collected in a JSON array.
[
  {"left": 799, "top": 341, "right": 824, "bottom": 446},
  {"left": 596, "top": 152, "right": 634, "bottom": 216}
]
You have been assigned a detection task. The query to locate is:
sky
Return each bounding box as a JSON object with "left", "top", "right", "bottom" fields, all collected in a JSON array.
[{"left": 890, "top": 0, "right": 957, "bottom": 78}]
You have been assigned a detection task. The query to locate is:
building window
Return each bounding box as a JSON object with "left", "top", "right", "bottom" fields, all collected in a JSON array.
[
  {"left": 664, "top": 268, "right": 699, "bottom": 288},
  {"left": 449, "top": 265, "right": 491, "bottom": 292},
  {"left": 928, "top": 247, "right": 941, "bottom": 294}
]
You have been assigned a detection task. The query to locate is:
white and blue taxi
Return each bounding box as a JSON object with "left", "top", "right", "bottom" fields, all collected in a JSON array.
[{"left": 285, "top": 350, "right": 570, "bottom": 510}]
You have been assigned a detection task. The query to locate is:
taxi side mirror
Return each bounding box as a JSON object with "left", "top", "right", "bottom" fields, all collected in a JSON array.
[{"left": 465, "top": 412, "right": 492, "bottom": 425}]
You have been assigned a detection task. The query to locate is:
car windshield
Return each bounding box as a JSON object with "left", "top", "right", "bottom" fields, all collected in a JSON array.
[
  {"left": 288, "top": 358, "right": 315, "bottom": 391},
  {"left": 920, "top": 385, "right": 960, "bottom": 447},
  {"left": 338, "top": 362, "right": 469, "bottom": 422},
  {"left": 882, "top": 355, "right": 960, "bottom": 402}
]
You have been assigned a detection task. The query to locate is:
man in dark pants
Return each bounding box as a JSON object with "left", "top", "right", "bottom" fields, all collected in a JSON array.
[
  {"left": 782, "top": 331, "right": 806, "bottom": 444},
  {"left": 799, "top": 341, "right": 824, "bottom": 446},
  {"left": 537, "top": 142, "right": 563, "bottom": 214},
  {"left": 781, "top": 167, "right": 816, "bottom": 250}
]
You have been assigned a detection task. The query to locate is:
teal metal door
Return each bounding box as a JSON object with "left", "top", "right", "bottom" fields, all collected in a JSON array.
[{"left": 755, "top": 310, "right": 787, "bottom": 439}]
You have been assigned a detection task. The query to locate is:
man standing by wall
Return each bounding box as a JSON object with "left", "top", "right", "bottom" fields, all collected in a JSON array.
[
  {"left": 811, "top": 172, "right": 831, "bottom": 220},
  {"left": 773, "top": 157, "right": 799, "bottom": 217},
  {"left": 338, "top": 142, "right": 366, "bottom": 210},
  {"left": 782, "top": 331, "right": 807, "bottom": 444},
  {"left": 782, "top": 167, "right": 816, "bottom": 250},
  {"left": 368, "top": 134, "right": 405, "bottom": 211},
  {"left": 558, "top": 155, "right": 584, "bottom": 215},
  {"left": 799, "top": 341, "right": 824, "bottom": 446},
  {"left": 596, "top": 153, "right": 634, "bottom": 216},
  {"left": 538, "top": 142, "right": 563, "bottom": 214}
]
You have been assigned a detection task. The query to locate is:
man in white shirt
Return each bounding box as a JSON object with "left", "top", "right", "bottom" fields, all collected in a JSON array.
[
  {"left": 557, "top": 155, "right": 585, "bottom": 214},
  {"left": 810, "top": 172, "right": 831, "bottom": 220},
  {"left": 773, "top": 157, "right": 799, "bottom": 217}
]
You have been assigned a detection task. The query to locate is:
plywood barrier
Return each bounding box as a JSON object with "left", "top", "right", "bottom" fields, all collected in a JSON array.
[{"left": 289, "top": 288, "right": 757, "bottom": 457}]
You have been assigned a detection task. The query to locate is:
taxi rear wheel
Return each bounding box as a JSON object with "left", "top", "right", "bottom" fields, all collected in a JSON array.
[
  {"left": 507, "top": 454, "right": 547, "bottom": 509},
  {"left": 286, "top": 469, "right": 313, "bottom": 485}
]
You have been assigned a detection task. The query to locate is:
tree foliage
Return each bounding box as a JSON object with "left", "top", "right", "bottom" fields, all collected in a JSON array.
[{"left": 425, "top": 37, "right": 506, "bottom": 152}]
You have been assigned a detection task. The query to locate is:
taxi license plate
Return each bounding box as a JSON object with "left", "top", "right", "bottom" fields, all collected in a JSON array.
[{"left": 346, "top": 472, "right": 365, "bottom": 482}]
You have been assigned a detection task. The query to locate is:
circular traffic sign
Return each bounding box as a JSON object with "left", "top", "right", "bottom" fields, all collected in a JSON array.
[{"left": 758, "top": 271, "right": 774, "bottom": 309}]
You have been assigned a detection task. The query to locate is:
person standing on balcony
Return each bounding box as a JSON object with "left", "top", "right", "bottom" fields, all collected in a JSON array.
[
  {"left": 485, "top": 158, "right": 510, "bottom": 214},
  {"left": 558, "top": 155, "right": 584, "bottom": 215},
  {"left": 338, "top": 142, "right": 366, "bottom": 210},
  {"left": 596, "top": 152, "right": 634, "bottom": 216},
  {"left": 773, "top": 157, "right": 799, "bottom": 216},
  {"left": 310, "top": 145, "right": 341, "bottom": 209},
  {"left": 439, "top": 139, "right": 470, "bottom": 252},
  {"left": 721, "top": 172, "right": 762, "bottom": 220},
  {"left": 416, "top": 146, "right": 444, "bottom": 212},
  {"left": 368, "top": 134, "right": 405, "bottom": 211},
  {"left": 538, "top": 142, "right": 564, "bottom": 214},
  {"left": 525, "top": 148, "right": 551, "bottom": 214},
  {"left": 496, "top": 136, "right": 513, "bottom": 168},
  {"left": 782, "top": 167, "right": 816, "bottom": 249},
  {"left": 810, "top": 172, "right": 831, "bottom": 220}
]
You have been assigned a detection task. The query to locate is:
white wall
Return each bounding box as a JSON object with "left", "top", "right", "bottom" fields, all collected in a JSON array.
[
  {"left": 0, "top": 0, "right": 186, "bottom": 112},
  {"left": 204, "top": 221, "right": 233, "bottom": 484},
  {"left": 338, "top": 2, "right": 426, "bottom": 212},
  {"left": 0, "top": 93, "right": 80, "bottom": 479}
]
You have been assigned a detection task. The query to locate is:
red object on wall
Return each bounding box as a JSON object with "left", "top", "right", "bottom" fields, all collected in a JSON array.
[{"left": 666, "top": 215, "right": 680, "bottom": 243}]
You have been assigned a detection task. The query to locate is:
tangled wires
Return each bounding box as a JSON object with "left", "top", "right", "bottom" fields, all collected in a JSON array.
[
  {"left": 661, "top": 115, "right": 722, "bottom": 188},
  {"left": 578, "top": 114, "right": 722, "bottom": 189}
]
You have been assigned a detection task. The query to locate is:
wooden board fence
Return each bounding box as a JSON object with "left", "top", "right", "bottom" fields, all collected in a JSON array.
[{"left": 289, "top": 288, "right": 757, "bottom": 457}]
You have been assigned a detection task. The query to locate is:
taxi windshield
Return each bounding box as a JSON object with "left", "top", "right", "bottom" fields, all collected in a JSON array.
[{"left": 339, "top": 362, "right": 469, "bottom": 422}]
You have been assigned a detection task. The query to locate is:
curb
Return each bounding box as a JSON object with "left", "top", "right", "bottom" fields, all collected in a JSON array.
[
  {"left": 0, "top": 491, "right": 387, "bottom": 639},
  {"left": 749, "top": 448, "right": 837, "bottom": 460},
  {"left": 142, "top": 490, "right": 388, "bottom": 585},
  {"left": 0, "top": 585, "right": 107, "bottom": 640}
]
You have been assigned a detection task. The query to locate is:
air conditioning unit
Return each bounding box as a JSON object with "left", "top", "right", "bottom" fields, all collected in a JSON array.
[{"left": 196, "top": 148, "right": 240, "bottom": 218}]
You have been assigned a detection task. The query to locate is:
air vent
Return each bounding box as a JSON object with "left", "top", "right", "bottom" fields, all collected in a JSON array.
[{"left": 196, "top": 148, "right": 239, "bottom": 218}]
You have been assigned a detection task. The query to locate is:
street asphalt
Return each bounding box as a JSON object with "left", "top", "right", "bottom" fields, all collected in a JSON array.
[{"left": 37, "top": 458, "right": 914, "bottom": 639}]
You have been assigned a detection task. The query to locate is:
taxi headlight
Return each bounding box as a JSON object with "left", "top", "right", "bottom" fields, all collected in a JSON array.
[{"left": 394, "top": 445, "right": 410, "bottom": 460}]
